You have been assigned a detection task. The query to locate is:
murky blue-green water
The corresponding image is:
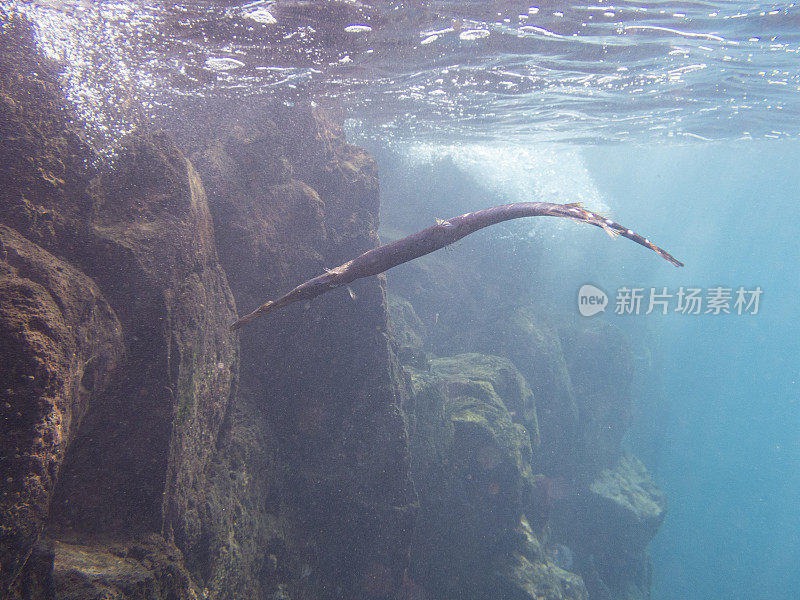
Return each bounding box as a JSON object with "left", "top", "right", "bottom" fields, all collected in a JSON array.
[
  {"left": 585, "top": 143, "right": 800, "bottom": 600},
  {"left": 5, "top": 1, "right": 799, "bottom": 598},
  {"left": 587, "top": 144, "right": 800, "bottom": 600}
]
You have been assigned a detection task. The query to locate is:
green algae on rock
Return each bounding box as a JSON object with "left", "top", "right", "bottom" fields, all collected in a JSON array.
[
  {"left": 403, "top": 353, "right": 577, "bottom": 600},
  {"left": 429, "top": 353, "right": 540, "bottom": 448},
  {"left": 552, "top": 454, "right": 666, "bottom": 600}
]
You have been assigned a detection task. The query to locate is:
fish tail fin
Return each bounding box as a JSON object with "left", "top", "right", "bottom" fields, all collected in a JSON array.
[{"left": 555, "top": 202, "right": 683, "bottom": 267}]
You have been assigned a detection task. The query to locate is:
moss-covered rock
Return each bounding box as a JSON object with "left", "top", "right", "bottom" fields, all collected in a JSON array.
[
  {"left": 552, "top": 455, "right": 665, "bottom": 600},
  {"left": 405, "top": 353, "right": 566, "bottom": 600},
  {"left": 387, "top": 294, "right": 429, "bottom": 368}
]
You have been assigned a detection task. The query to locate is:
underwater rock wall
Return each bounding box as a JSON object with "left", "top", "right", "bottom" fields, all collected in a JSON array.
[
  {"left": 1, "top": 15, "right": 239, "bottom": 599},
  {"left": 0, "top": 224, "right": 124, "bottom": 595},
  {"left": 186, "top": 101, "right": 416, "bottom": 599},
  {"left": 2, "top": 13, "right": 415, "bottom": 600},
  {"left": 0, "top": 15, "right": 128, "bottom": 594}
]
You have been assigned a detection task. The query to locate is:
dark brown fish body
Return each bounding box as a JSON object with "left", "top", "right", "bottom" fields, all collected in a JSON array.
[{"left": 230, "top": 202, "right": 682, "bottom": 330}]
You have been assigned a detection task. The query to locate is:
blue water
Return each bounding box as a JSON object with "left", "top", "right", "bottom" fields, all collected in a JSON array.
[{"left": 584, "top": 143, "right": 800, "bottom": 600}]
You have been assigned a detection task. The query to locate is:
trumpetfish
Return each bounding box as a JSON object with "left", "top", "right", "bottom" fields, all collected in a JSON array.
[{"left": 230, "top": 202, "right": 682, "bottom": 330}]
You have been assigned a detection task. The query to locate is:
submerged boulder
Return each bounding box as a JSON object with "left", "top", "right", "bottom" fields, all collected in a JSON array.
[
  {"left": 0, "top": 225, "right": 123, "bottom": 594},
  {"left": 1, "top": 22, "right": 240, "bottom": 592},
  {"left": 585, "top": 454, "right": 665, "bottom": 553},
  {"left": 405, "top": 353, "right": 570, "bottom": 600},
  {"left": 552, "top": 454, "right": 666, "bottom": 600}
]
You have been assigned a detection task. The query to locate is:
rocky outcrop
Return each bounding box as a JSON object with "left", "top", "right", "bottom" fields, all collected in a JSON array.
[
  {"left": 2, "top": 15, "right": 237, "bottom": 598},
  {"left": 0, "top": 13, "right": 98, "bottom": 265},
  {"left": 404, "top": 354, "right": 583, "bottom": 600},
  {"left": 187, "top": 103, "right": 416, "bottom": 599},
  {"left": 3, "top": 10, "right": 418, "bottom": 597},
  {"left": 552, "top": 455, "right": 666, "bottom": 600},
  {"left": 386, "top": 253, "right": 577, "bottom": 478},
  {"left": 3, "top": 126, "right": 237, "bottom": 598},
  {"left": 0, "top": 14, "right": 124, "bottom": 593},
  {"left": 0, "top": 225, "right": 123, "bottom": 594}
]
